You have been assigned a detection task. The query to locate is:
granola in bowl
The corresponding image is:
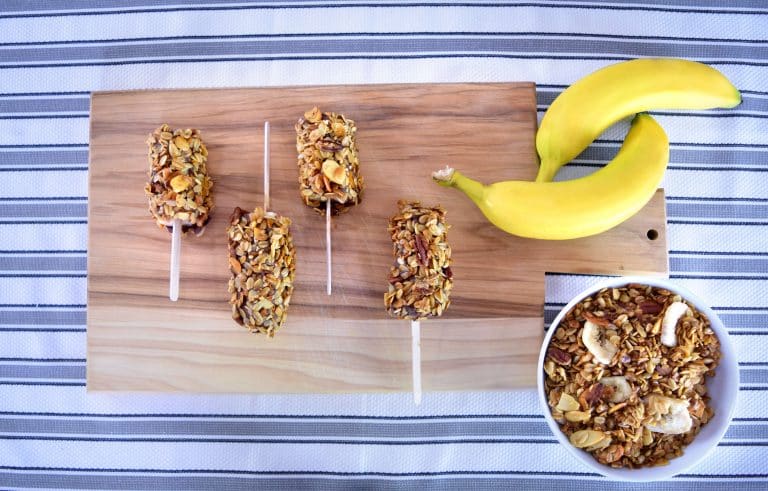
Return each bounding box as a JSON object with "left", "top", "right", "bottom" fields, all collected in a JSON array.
[{"left": 537, "top": 277, "right": 738, "bottom": 480}]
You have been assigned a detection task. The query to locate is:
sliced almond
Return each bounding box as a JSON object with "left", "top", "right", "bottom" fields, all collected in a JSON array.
[
  {"left": 322, "top": 159, "right": 348, "bottom": 186},
  {"left": 556, "top": 392, "right": 580, "bottom": 412},
  {"left": 569, "top": 429, "right": 609, "bottom": 449},
  {"left": 564, "top": 410, "right": 591, "bottom": 423}
]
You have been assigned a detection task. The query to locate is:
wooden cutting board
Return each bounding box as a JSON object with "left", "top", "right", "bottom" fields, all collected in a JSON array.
[{"left": 87, "top": 83, "right": 668, "bottom": 393}]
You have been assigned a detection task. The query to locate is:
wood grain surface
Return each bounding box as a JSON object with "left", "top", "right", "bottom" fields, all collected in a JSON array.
[{"left": 87, "top": 83, "right": 668, "bottom": 393}]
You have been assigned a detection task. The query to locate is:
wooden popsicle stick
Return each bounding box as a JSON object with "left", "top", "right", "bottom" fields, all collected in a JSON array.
[
  {"left": 264, "top": 121, "right": 270, "bottom": 212},
  {"left": 169, "top": 218, "right": 181, "bottom": 301},
  {"left": 326, "top": 199, "right": 332, "bottom": 296},
  {"left": 411, "top": 320, "right": 422, "bottom": 405}
]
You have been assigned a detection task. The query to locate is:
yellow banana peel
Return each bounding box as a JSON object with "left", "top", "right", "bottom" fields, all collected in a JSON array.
[
  {"left": 433, "top": 113, "right": 668, "bottom": 240},
  {"left": 536, "top": 58, "right": 740, "bottom": 182}
]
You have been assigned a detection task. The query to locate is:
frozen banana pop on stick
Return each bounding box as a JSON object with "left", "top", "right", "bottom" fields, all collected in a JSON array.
[
  {"left": 385, "top": 200, "right": 453, "bottom": 404},
  {"left": 227, "top": 122, "right": 296, "bottom": 337},
  {"left": 227, "top": 206, "right": 296, "bottom": 337},
  {"left": 145, "top": 124, "right": 214, "bottom": 301},
  {"left": 296, "top": 107, "right": 363, "bottom": 295}
]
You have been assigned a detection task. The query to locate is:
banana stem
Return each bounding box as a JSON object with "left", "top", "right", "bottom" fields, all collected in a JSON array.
[{"left": 432, "top": 167, "right": 486, "bottom": 203}]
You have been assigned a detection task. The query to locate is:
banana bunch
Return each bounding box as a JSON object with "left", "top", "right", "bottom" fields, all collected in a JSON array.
[
  {"left": 434, "top": 58, "right": 741, "bottom": 240},
  {"left": 433, "top": 113, "right": 667, "bottom": 240}
]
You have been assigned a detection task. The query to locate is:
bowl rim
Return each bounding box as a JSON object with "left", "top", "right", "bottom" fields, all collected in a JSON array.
[{"left": 536, "top": 275, "right": 739, "bottom": 482}]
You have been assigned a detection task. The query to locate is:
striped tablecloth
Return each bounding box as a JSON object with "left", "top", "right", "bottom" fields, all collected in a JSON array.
[{"left": 2, "top": 1, "right": 767, "bottom": 489}]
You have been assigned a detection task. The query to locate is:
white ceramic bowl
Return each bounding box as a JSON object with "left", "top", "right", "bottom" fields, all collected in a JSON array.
[{"left": 537, "top": 276, "right": 738, "bottom": 481}]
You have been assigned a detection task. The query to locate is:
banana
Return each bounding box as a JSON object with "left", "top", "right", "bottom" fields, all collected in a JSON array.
[
  {"left": 536, "top": 58, "right": 741, "bottom": 183},
  {"left": 582, "top": 320, "right": 618, "bottom": 365},
  {"left": 433, "top": 113, "right": 668, "bottom": 240},
  {"left": 661, "top": 301, "right": 689, "bottom": 348},
  {"left": 599, "top": 376, "right": 632, "bottom": 403},
  {"left": 645, "top": 395, "right": 693, "bottom": 435}
]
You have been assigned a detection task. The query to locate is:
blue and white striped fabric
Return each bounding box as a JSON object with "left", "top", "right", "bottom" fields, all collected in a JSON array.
[{"left": 2, "top": 1, "right": 767, "bottom": 489}]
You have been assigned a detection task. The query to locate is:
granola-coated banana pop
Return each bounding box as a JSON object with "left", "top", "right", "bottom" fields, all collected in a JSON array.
[
  {"left": 227, "top": 207, "right": 296, "bottom": 337},
  {"left": 145, "top": 124, "right": 214, "bottom": 235},
  {"left": 296, "top": 107, "right": 363, "bottom": 215},
  {"left": 385, "top": 200, "right": 453, "bottom": 320}
]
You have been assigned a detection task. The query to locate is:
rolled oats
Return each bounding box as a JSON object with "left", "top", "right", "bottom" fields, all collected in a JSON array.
[
  {"left": 227, "top": 207, "right": 296, "bottom": 337},
  {"left": 543, "top": 284, "right": 722, "bottom": 468},
  {"left": 384, "top": 200, "right": 453, "bottom": 320}
]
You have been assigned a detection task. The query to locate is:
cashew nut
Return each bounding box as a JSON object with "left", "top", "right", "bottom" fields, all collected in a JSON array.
[
  {"left": 582, "top": 320, "right": 618, "bottom": 364},
  {"left": 599, "top": 376, "right": 632, "bottom": 403},
  {"left": 661, "top": 301, "right": 689, "bottom": 347},
  {"left": 645, "top": 394, "right": 692, "bottom": 435}
]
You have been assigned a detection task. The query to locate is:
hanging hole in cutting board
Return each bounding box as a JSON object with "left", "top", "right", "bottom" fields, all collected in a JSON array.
[{"left": 647, "top": 229, "right": 659, "bottom": 241}]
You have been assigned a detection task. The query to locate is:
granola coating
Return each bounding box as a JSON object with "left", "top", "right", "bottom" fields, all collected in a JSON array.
[
  {"left": 384, "top": 200, "right": 453, "bottom": 320},
  {"left": 145, "top": 124, "right": 214, "bottom": 236},
  {"left": 296, "top": 107, "right": 363, "bottom": 216},
  {"left": 227, "top": 207, "right": 296, "bottom": 337}
]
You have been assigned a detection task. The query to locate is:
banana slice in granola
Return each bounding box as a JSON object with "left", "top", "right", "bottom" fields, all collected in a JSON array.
[
  {"left": 661, "top": 301, "right": 690, "bottom": 348},
  {"left": 582, "top": 320, "right": 618, "bottom": 364},
  {"left": 645, "top": 394, "right": 693, "bottom": 435},
  {"left": 599, "top": 376, "right": 632, "bottom": 403}
]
